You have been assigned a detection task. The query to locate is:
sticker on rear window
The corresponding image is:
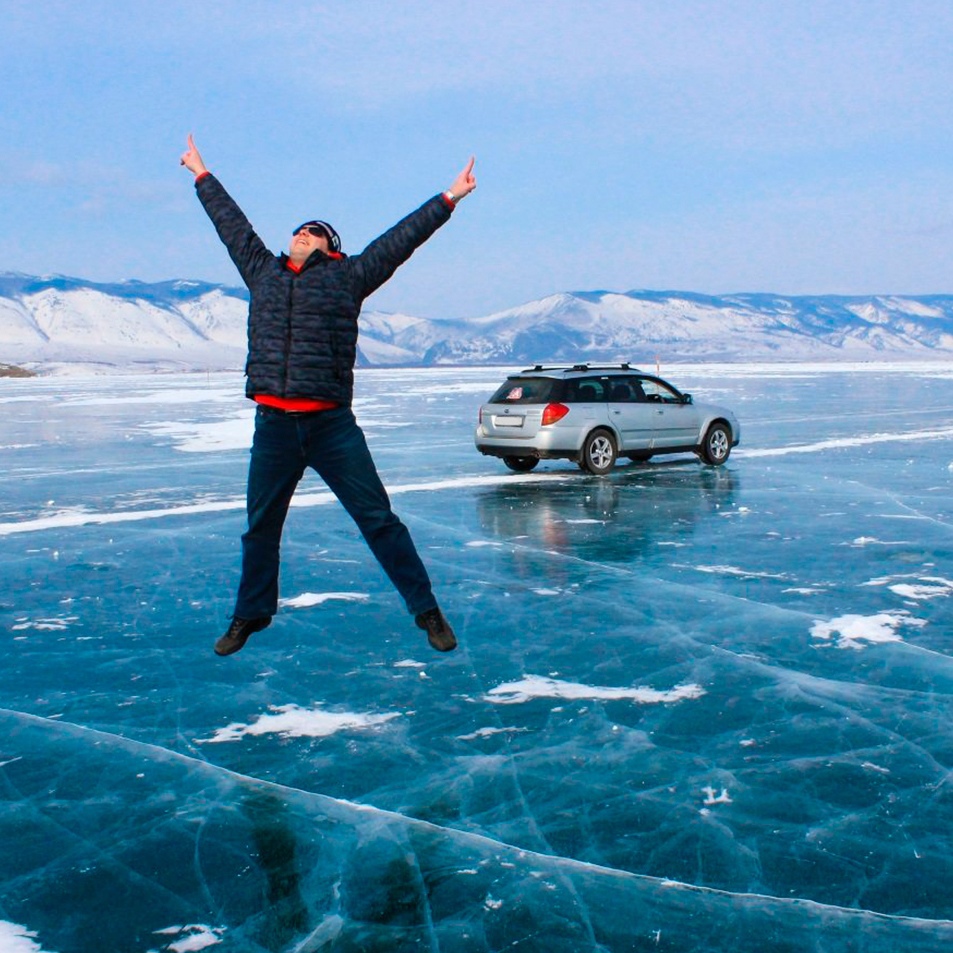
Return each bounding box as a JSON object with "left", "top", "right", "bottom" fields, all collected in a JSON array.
[{"left": 506, "top": 386, "right": 524, "bottom": 400}]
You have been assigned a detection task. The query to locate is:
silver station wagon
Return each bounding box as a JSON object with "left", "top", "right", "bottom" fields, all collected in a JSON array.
[{"left": 475, "top": 363, "right": 740, "bottom": 474}]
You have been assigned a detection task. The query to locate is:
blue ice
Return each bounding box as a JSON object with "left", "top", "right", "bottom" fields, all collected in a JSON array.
[{"left": 2, "top": 363, "right": 953, "bottom": 951}]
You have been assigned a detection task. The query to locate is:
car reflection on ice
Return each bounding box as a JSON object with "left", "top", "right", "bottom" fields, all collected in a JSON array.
[{"left": 476, "top": 464, "right": 738, "bottom": 575}]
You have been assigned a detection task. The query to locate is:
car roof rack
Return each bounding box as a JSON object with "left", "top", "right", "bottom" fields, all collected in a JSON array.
[{"left": 522, "top": 362, "right": 635, "bottom": 373}]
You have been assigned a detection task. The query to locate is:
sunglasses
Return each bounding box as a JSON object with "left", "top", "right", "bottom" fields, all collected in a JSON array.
[{"left": 293, "top": 225, "right": 329, "bottom": 238}]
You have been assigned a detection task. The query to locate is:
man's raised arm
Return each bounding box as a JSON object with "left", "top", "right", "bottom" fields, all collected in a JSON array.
[
  {"left": 353, "top": 157, "right": 478, "bottom": 299},
  {"left": 180, "top": 134, "right": 272, "bottom": 287}
]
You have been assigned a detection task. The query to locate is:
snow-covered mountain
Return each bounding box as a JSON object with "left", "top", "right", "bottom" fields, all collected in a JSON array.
[
  {"left": 3, "top": 271, "right": 953, "bottom": 373},
  {"left": 0, "top": 273, "right": 249, "bottom": 372},
  {"left": 421, "top": 290, "right": 953, "bottom": 364}
]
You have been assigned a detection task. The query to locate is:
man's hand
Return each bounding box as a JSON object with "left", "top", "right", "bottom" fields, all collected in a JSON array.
[
  {"left": 180, "top": 134, "right": 208, "bottom": 176},
  {"left": 447, "top": 157, "right": 476, "bottom": 201}
]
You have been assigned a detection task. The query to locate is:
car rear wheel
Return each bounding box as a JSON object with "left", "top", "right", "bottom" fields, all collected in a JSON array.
[
  {"left": 503, "top": 455, "right": 539, "bottom": 472},
  {"left": 581, "top": 429, "right": 617, "bottom": 475},
  {"left": 699, "top": 422, "right": 732, "bottom": 466}
]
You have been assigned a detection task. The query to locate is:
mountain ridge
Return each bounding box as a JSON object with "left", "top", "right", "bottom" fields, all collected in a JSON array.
[{"left": 3, "top": 271, "right": 953, "bottom": 372}]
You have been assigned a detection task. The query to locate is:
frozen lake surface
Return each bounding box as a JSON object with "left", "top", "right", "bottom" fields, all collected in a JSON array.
[{"left": 2, "top": 362, "right": 953, "bottom": 951}]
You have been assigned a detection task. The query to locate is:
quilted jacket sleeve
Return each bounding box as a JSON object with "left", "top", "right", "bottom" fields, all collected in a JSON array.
[
  {"left": 351, "top": 195, "right": 453, "bottom": 301},
  {"left": 195, "top": 174, "right": 274, "bottom": 288}
]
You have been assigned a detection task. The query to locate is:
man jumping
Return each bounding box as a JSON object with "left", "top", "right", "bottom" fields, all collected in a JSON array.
[{"left": 180, "top": 135, "right": 476, "bottom": 657}]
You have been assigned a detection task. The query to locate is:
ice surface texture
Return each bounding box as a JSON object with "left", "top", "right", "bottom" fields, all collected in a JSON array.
[{"left": 2, "top": 364, "right": 953, "bottom": 951}]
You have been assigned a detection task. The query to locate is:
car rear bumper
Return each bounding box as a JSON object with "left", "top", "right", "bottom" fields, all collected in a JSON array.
[{"left": 475, "top": 428, "right": 578, "bottom": 460}]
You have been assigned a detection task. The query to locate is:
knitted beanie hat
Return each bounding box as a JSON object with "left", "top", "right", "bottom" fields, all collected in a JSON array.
[{"left": 294, "top": 220, "right": 341, "bottom": 253}]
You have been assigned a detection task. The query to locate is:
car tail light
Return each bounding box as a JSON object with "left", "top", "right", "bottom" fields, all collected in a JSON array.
[{"left": 541, "top": 402, "right": 570, "bottom": 426}]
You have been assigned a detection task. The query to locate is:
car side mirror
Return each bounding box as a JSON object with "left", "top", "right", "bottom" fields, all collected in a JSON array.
[{"left": 681, "top": 393, "right": 693, "bottom": 404}]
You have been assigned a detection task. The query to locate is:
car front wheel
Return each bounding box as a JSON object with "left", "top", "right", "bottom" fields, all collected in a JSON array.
[
  {"left": 581, "top": 428, "right": 617, "bottom": 475},
  {"left": 503, "top": 455, "right": 539, "bottom": 473},
  {"left": 699, "top": 422, "right": 732, "bottom": 465}
]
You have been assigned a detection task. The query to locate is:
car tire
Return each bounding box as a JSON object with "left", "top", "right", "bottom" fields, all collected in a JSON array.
[
  {"left": 581, "top": 428, "right": 617, "bottom": 475},
  {"left": 699, "top": 422, "right": 732, "bottom": 466},
  {"left": 503, "top": 455, "right": 539, "bottom": 473}
]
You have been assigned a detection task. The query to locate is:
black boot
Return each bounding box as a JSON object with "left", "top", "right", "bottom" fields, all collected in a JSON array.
[
  {"left": 215, "top": 616, "right": 271, "bottom": 656},
  {"left": 415, "top": 607, "right": 457, "bottom": 652}
]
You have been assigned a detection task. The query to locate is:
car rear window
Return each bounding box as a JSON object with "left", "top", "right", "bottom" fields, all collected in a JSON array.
[
  {"left": 563, "top": 377, "right": 609, "bottom": 402},
  {"left": 489, "top": 377, "right": 558, "bottom": 404}
]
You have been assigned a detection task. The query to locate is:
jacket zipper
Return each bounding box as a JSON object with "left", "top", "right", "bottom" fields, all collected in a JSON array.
[{"left": 282, "top": 270, "right": 295, "bottom": 396}]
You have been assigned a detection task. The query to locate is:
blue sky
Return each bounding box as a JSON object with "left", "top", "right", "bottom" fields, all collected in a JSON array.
[{"left": 2, "top": 0, "right": 952, "bottom": 318}]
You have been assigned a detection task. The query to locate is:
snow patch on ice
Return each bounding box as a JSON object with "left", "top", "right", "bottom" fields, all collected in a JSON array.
[
  {"left": 0, "top": 472, "right": 570, "bottom": 536},
  {"left": 457, "top": 726, "right": 531, "bottom": 741},
  {"left": 198, "top": 704, "right": 400, "bottom": 743},
  {"left": 0, "top": 501, "right": 247, "bottom": 537},
  {"left": 0, "top": 921, "right": 58, "bottom": 953},
  {"left": 485, "top": 675, "right": 705, "bottom": 705},
  {"left": 153, "top": 924, "right": 225, "bottom": 952},
  {"left": 890, "top": 579, "right": 953, "bottom": 600},
  {"left": 142, "top": 411, "right": 253, "bottom": 453},
  {"left": 863, "top": 574, "right": 953, "bottom": 600},
  {"left": 12, "top": 615, "right": 78, "bottom": 632},
  {"left": 688, "top": 564, "right": 790, "bottom": 580},
  {"left": 740, "top": 425, "right": 953, "bottom": 457},
  {"left": 68, "top": 387, "right": 238, "bottom": 407},
  {"left": 359, "top": 420, "right": 413, "bottom": 430},
  {"left": 279, "top": 591, "right": 370, "bottom": 609},
  {"left": 414, "top": 380, "right": 503, "bottom": 395},
  {"left": 810, "top": 611, "right": 925, "bottom": 650}
]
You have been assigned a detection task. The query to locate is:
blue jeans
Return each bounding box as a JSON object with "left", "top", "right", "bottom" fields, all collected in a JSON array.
[{"left": 233, "top": 405, "right": 437, "bottom": 620}]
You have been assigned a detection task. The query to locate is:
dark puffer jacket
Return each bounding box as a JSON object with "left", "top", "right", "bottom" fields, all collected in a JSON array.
[{"left": 195, "top": 174, "right": 453, "bottom": 404}]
